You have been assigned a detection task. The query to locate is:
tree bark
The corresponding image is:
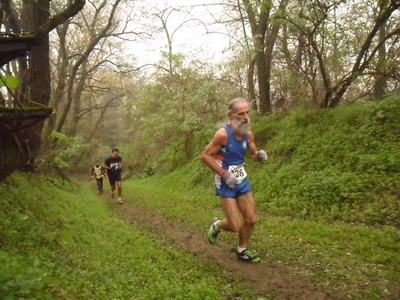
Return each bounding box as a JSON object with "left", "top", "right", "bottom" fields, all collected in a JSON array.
[
  {"left": 0, "top": 0, "right": 85, "bottom": 181},
  {"left": 374, "top": 21, "right": 387, "bottom": 100}
]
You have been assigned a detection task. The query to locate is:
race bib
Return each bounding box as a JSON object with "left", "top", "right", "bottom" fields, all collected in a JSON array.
[{"left": 228, "top": 165, "right": 247, "bottom": 184}]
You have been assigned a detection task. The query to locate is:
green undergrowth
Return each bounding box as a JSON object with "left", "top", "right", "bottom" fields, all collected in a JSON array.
[
  {"left": 1, "top": 95, "right": 399, "bottom": 299},
  {"left": 251, "top": 95, "right": 400, "bottom": 225},
  {"left": 185, "top": 95, "right": 399, "bottom": 227},
  {"left": 124, "top": 174, "right": 400, "bottom": 299},
  {"left": 0, "top": 173, "right": 252, "bottom": 299},
  {"left": 122, "top": 95, "right": 400, "bottom": 299}
]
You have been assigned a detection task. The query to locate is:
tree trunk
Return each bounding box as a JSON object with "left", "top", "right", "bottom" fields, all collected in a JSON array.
[
  {"left": 247, "top": 56, "right": 257, "bottom": 110},
  {"left": 242, "top": 0, "right": 269, "bottom": 114},
  {"left": 26, "top": 0, "right": 51, "bottom": 158},
  {"left": 374, "top": 21, "right": 387, "bottom": 100},
  {"left": 0, "top": 107, "right": 52, "bottom": 181},
  {"left": 0, "top": 0, "right": 85, "bottom": 181}
]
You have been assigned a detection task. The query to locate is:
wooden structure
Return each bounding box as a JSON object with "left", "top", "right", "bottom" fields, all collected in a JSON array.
[
  {"left": 0, "top": 34, "right": 52, "bottom": 181},
  {"left": 0, "top": 34, "right": 40, "bottom": 67}
]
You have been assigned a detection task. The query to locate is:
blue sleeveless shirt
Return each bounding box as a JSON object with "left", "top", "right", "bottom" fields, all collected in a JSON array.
[{"left": 215, "top": 124, "right": 248, "bottom": 170}]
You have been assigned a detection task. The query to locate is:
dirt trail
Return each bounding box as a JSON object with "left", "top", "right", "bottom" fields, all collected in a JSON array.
[{"left": 93, "top": 182, "right": 343, "bottom": 299}]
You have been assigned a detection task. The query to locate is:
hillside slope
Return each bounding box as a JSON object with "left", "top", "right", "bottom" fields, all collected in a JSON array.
[
  {"left": 247, "top": 95, "right": 400, "bottom": 225},
  {"left": 1, "top": 95, "right": 399, "bottom": 299}
]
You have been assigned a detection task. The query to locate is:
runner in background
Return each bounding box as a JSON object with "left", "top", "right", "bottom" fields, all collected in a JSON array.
[
  {"left": 103, "top": 148, "right": 123, "bottom": 204},
  {"left": 91, "top": 160, "right": 105, "bottom": 195}
]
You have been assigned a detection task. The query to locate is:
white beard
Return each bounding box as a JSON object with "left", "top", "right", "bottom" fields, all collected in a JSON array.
[{"left": 231, "top": 119, "right": 251, "bottom": 134}]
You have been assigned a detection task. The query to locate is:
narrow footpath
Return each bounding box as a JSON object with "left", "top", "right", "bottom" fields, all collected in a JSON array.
[{"left": 91, "top": 180, "right": 345, "bottom": 300}]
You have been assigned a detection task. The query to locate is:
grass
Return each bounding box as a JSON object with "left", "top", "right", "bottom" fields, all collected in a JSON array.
[
  {"left": 4, "top": 171, "right": 399, "bottom": 299},
  {"left": 124, "top": 172, "right": 400, "bottom": 299},
  {"left": 251, "top": 96, "right": 400, "bottom": 226},
  {"left": 2, "top": 95, "right": 400, "bottom": 299},
  {"left": 0, "top": 173, "right": 252, "bottom": 299}
]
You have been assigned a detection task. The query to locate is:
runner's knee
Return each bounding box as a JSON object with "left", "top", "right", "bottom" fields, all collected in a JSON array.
[
  {"left": 228, "top": 220, "right": 242, "bottom": 232},
  {"left": 243, "top": 216, "right": 256, "bottom": 227}
]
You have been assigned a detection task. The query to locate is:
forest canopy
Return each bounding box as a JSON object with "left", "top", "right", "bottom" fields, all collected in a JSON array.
[{"left": 0, "top": 0, "right": 399, "bottom": 178}]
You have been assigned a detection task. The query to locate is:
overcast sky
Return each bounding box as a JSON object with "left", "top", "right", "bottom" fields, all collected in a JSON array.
[{"left": 130, "top": 0, "right": 232, "bottom": 67}]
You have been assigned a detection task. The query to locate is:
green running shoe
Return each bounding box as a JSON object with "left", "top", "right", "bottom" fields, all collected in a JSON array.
[
  {"left": 207, "top": 217, "right": 220, "bottom": 244},
  {"left": 237, "top": 249, "right": 260, "bottom": 263}
]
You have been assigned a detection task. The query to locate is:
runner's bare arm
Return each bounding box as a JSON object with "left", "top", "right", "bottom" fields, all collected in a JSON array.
[
  {"left": 247, "top": 131, "right": 259, "bottom": 162},
  {"left": 201, "top": 128, "right": 228, "bottom": 175}
]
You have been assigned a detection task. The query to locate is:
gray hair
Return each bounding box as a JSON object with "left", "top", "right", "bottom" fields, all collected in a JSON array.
[{"left": 228, "top": 98, "right": 249, "bottom": 114}]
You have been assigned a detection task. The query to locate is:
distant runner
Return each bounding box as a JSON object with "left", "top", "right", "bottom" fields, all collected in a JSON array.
[
  {"left": 103, "top": 148, "right": 123, "bottom": 204},
  {"left": 91, "top": 160, "right": 105, "bottom": 194}
]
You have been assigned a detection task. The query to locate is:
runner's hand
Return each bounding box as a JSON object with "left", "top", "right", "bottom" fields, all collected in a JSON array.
[
  {"left": 256, "top": 150, "right": 267, "bottom": 161},
  {"left": 222, "top": 171, "right": 238, "bottom": 188}
]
